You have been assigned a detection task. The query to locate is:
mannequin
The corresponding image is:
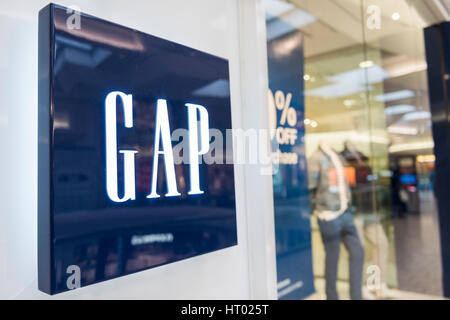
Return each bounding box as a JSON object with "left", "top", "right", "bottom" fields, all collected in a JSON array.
[
  {"left": 308, "top": 140, "right": 365, "bottom": 300},
  {"left": 341, "top": 140, "right": 394, "bottom": 299}
]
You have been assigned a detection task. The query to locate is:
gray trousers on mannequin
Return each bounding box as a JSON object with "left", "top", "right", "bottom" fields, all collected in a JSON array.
[
  {"left": 317, "top": 210, "right": 365, "bottom": 300},
  {"left": 354, "top": 217, "right": 389, "bottom": 286}
]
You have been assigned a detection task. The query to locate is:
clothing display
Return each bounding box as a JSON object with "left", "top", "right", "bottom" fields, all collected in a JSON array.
[
  {"left": 340, "top": 141, "right": 373, "bottom": 216},
  {"left": 308, "top": 141, "right": 365, "bottom": 300},
  {"left": 308, "top": 145, "right": 351, "bottom": 220}
]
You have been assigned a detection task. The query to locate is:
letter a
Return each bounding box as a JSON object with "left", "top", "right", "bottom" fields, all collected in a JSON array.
[{"left": 147, "top": 99, "right": 181, "bottom": 198}]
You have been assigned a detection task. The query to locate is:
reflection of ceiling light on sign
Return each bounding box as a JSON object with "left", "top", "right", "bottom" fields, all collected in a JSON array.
[
  {"left": 385, "top": 104, "right": 416, "bottom": 115},
  {"left": 387, "top": 125, "right": 418, "bottom": 135},
  {"left": 359, "top": 60, "right": 374, "bottom": 68},
  {"left": 401, "top": 111, "right": 431, "bottom": 121},
  {"left": 375, "top": 90, "right": 415, "bottom": 102},
  {"left": 304, "top": 74, "right": 310, "bottom": 81},
  {"left": 54, "top": 119, "right": 70, "bottom": 129},
  {"left": 56, "top": 35, "right": 92, "bottom": 51},
  {"left": 392, "top": 12, "right": 400, "bottom": 21},
  {"left": 54, "top": 17, "right": 145, "bottom": 52},
  {"left": 193, "top": 79, "right": 230, "bottom": 98}
]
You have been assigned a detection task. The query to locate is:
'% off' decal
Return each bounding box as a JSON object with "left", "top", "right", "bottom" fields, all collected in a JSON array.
[{"left": 268, "top": 89, "right": 298, "bottom": 146}]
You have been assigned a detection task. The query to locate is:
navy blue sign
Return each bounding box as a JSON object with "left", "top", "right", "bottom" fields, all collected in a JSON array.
[
  {"left": 38, "top": 4, "right": 237, "bottom": 295},
  {"left": 266, "top": 20, "right": 315, "bottom": 299}
]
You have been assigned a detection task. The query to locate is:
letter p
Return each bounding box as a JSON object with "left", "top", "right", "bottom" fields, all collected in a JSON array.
[{"left": 186, "top": 103, "right": 209, "bottom": 195}]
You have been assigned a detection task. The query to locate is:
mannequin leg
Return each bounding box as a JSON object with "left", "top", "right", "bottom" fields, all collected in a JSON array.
[
  {"left": 353, "top": 216, "right": 377, "bottom": 299},
  {"left": 364, "top": 222, "right": 389, "bottom": 287},
  {"left": 353, "top": 217, "right": 365, "bottom": 247},
  {"left": 318, "top": 217, "right": 342, "bottom": 300},
  {"left": 341, "top": 211, "right": 365, "bottom": 300}
]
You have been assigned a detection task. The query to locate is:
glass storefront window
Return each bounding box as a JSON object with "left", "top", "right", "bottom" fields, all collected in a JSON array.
[{"left": 264, "top": 0, "right": 448, "bottom": 300}]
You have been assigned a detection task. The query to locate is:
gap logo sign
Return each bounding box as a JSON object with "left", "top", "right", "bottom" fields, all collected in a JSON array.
[
  {"left": 38, "top": 4, "right": 237, "bottom": 295},
  {"left": 105, "top": 95, "right": 209, "bottom": 202}
]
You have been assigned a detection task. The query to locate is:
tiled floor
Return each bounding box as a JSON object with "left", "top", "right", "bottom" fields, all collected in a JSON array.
[
  {"left": 393, "top": 191, "right": 443, "bottom": 296},
  {"left": 307, "top": 278, "right": 446, "bottom": 300}
]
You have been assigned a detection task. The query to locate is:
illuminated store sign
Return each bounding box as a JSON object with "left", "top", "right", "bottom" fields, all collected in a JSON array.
[
  {"left": 38, "top": 4, "right": 237, "bottom": 295},
  {"left": 104, "top": 94, "right": 210, "bottom": 202}
]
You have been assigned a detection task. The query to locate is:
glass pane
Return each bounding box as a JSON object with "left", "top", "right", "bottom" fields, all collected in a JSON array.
[
  {"left": 265, "top": 0, "right": 448, "bottom": 300},
  {"left": 362, "top": 0, "right": 444, "bottom": 298},
  {"left": 265, "top": 0, "right": 374, "bottom": 300}
]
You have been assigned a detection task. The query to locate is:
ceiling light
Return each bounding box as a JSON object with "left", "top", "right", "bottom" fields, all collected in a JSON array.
[
  {"left": 375, "top": 90, "right": 415, "bottom": 102},
  {"left": 266, "top": 7, "right": 317, "bottom": 40},
  {"left": 192, "top": 79, "right": 230, "bottom": 98},
  {"left": 359, "top": 60, "right": 374, "bottom": 68},
  {"left": 384, "top": 104, "right": 416, "bottom": 115},
  {"left": 389, "top": 141, "right": 434, "bottom": 153},
  {"left": 387, "top": 126, "right": 418, "bottom": 135},
  {"left": 304, "top": 74, "right": 310, "bottom": 81},
  {"left": 387, "top": 60, "right": 427, "bottom": 78},
  {"left": 401, "top": 111, "right": 431, "bottom": 121},
  {"left": 392, "top": 12, "right": 400, "bottom": 21},
  {"left": 344, "top": 99, "right": 355, "bottom": 108},
  {"left": 306, "top": 65, "right": 390, "bottom": 99},
  {"left": 264, "top": 0, "right": 295, "bottom": 21}
]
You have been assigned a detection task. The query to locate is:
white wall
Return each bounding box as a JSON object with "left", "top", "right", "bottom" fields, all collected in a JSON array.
[{"left": 0, "top": 0, "right": 277, "bottom": 300}]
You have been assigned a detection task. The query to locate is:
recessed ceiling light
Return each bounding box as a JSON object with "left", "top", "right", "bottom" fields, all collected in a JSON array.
[
  {"left": 359, "top": 60, "right": 374, "bottom": 68},
  {"left": 344, "top": 99, "right": 355, "bottom": 108},
  {"left": 401, "top": 111, "right": 431, "bottom": 121},
  {"left": 306, "top": 65, "right": 390, "bottom": 99},
  {"left": 375, "top": 90, "right": 415, "bottom": 102},
  {"left": 384, "top": 104, "right": 416, "bottom": 115},
  {"left": 387, "top": 126, "right": 418, "bottom": 135},
  {"left": 392, "top": 12, "right": 400, "bottom": 21},
  {"left": 304, "top": 74, "right": 310, "bottom": 81}
]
